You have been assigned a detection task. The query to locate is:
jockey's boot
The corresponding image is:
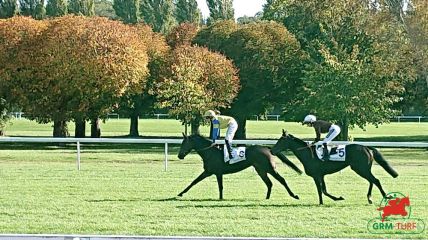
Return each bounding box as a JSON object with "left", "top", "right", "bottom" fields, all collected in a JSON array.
[
  {"left": 322, "top": 143, "right": 329, "bottom": 161},
  {"left": 225, "top": 139, "right": 233, "bottom": 160}
]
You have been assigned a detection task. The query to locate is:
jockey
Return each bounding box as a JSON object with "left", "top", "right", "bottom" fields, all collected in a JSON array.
[
  {"left": 204, "top": 110, "right": 238, "bottom": 160},
  {"left": 302, "top": 114, "right": 341, "bottom": 161}
]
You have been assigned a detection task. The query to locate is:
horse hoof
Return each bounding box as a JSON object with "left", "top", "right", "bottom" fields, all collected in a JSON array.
[
  {"left": 338, "top": 196, "right": 345, "bottom": 201},
  {"left": 177, "top": 193, "right": 183, "bottom": 197},
  {"left": 293, "top": 195, "right": 299, "bottom": 200}
]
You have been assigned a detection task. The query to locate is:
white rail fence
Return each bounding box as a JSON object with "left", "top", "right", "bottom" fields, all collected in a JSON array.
[{"left": 0, "top": 137, "right": 427, "bottom": 171}]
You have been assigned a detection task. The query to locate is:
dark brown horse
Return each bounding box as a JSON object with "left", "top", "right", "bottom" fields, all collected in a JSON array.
[
  {"left": 177, "top": 134, "right": 302, "bottom": 200},
  {"left": 270, "top": 130, "right": 398, "bottom": 205}
]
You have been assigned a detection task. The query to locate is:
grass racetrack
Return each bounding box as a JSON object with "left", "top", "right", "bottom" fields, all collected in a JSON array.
[{"left": 0, "top": 119, "right": 427, "bottom": 238}]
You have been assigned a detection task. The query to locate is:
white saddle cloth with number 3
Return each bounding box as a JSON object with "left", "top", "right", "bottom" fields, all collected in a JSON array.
[
  {"left": 315, "top": 145, "right": 346, "bottom": 161},
  {"left": 223, "top": 147, "right": 246, "bottom": 164}
]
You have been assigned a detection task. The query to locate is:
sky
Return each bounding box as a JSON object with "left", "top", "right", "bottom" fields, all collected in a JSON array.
[{"left": 196, "top": 0, "right": 267, "bottom": 20}]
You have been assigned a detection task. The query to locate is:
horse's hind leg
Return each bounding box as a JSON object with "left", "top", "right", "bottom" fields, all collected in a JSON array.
[
  {"left": 367, "top": 182, "right": 374, "bottom": 204},
  {"left": 254, "top": 168, "right": 273, "bottom": 199},
  {"left": 321, "top": 176, "right": 344, "bottom": 201},
  {"left": 352, "top": 166, "right": 388, "bottom": 203},
  {"left": 269, "top": 171, "right": 299, "bottom": 200},
  {"left": 178, "top": 171, "right": 211, "bottom": 197}
]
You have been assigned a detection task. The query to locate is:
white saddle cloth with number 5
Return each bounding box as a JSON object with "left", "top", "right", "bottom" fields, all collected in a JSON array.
[
  {"left": 223, "top": 147, "right": 246, "bottom": 164},
  {"left": 315, "top": 145, "right": 346, "bottom": 161}
]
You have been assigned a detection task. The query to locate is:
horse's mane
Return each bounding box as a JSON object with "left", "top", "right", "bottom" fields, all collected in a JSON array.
[{"left": 288, "top": 134, "right": 308, "bottom": 147}]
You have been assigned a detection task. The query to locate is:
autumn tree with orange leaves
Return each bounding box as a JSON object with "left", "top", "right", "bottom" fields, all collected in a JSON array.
[
  {"left": 0, "top": 16, "right": 149, "bottom": 137},
  {"left": 156, "top": 45, "right": 239, "bottom": 134}
]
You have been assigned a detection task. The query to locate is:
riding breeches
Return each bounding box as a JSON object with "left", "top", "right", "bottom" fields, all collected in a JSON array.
[
  {"left": 225, "top": 120, "right": 238, "bottom": 143},
  {"left": 322, "top": 124, "right": 341, "bottom": 144}
]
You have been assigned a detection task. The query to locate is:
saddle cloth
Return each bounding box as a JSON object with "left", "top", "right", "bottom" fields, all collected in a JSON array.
[
  {"left": 315, "top": 145, "right": 346, "bottom": 161},
  {"left": 223, "top": 146, "right": 246, "bottom": 164}
]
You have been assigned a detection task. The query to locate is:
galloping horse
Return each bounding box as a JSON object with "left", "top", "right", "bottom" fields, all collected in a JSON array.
[
  {"left": 177, "top": 133, "right": 302, "bottom": 200},
  {"left": 270, "top": 130, "right": 398, "bottom": 205}
]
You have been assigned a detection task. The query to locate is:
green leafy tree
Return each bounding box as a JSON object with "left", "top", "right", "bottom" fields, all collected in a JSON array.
[
  {"left": 95, "top": 0, "right": 117, "bottom": 19},
  {"left": 0, "top": 0, "right": 17, "bottom": 18},
  {"left": 46, "top": 0, "right": 68, "bottom": 17},
  {"left": 113, "top": 0, "right": 139, "bottom": 23},
  {"left": 194, "top": 21, "right": 306, "bottom": 138},
  {"left": 19, "top": 0, "right": 45, "bottom": 18},
  {"left": 69, "top": 0, "right": 95, "bottom": 16},
  {"left": 0, "top": 98, "right": 10, "bottom": 136},
  {"left": 206, "top": 0, "right": 233, "bottom": 24},
  {"left": 140, "top": 0, "right": 176, "bottom": 33},
  {"left": 175, "top": 0, "right": 200, "bottom": 24},
  {"left": 264, "top": 0, "right": 415, "bottom": 140},
  {"left": 155, "top": 45, "right": 239, "bottom": 134}
]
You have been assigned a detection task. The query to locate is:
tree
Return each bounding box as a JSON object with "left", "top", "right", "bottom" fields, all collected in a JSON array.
[
  {"left": 0, "top": 0, "right": 17, "bottom": 18},
  {"left": 263, "top": 0, "right": 415, "bottom": 140},
  {"left": 166, "top": 22, "right": 198, "bottom": 48},
  {"left": 94, "top": 0, "right": 117, "bottom": 19},
  {"left": 46, "top": 0, "right": 67, "bottom": 17},
  {"left": 175, "top": 0, "right": 201, "bottom": 24},
  {"left": 117, "top": 24, "right": 169, "bottom": 137},
  {"left": 155, "top": 45, "right": 239, "bottom": 134},
  {"left": 0, "top": 16, "right": 149, "bottom": 137},
  {"left": 400, "top": 0, "right": 428, "bottom": 115},
  {"left": 0, "top": 98, "right": 10, "bottom": 136},
  {"left": 19, "top": 0, "right": 45, "bottom": 19},
  {"left": 206, "top": 0, "right": 234, "bottom": 24},
  {"left": 113, "top": 0, "right": 139, "bottom": 23},
  {"left": 194, "top": 21, "right": 306, "bottom": 138},
  {"left": 140, "top": 0, "right": 176, "bottom": 33},
  {"left": 69, "top": 0, "right": 95, "bottom": 16}
]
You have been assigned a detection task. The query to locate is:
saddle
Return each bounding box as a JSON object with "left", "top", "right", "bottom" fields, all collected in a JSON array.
[
  {"left": 315, "top": 145, "right": 346, "bottom": 161},
  {"left": 222, "top": 146, "right": 246, "bottom": 164}
]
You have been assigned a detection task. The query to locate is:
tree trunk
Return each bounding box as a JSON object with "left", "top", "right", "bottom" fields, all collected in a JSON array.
[
  {"left": 90, "top": 118, "right": 101, "bottom": 138},
  {"left": 75, "top": 119, "right": 86, "bottom": 138},
  {"left": 338, "top": 119, "right": 349, "bottom": 141},
  {"left": 0, "top": 129, "right": 4, "bottom": 136},
  {"left": 234, "top": 115, "right": 247, "bottom": 140},
  {"left": 129, "top": 114, "right": 139, "bottom": 137},
  {"left": 191, "top": 121, "right": 200, "bottom": 135},
  {"left": 53, "top": 120, "right": 68, "bottom": 137}
]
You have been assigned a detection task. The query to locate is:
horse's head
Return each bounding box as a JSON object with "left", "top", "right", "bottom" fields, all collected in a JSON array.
[
  {"left": 401, "top": 196, "right": 410, "bottom": 206},
  {"left": 271, "top": 129, "right": 292, "bottom": 155},
  {"left": 178, "top": 133, "right": 194, "bottom": 159}
]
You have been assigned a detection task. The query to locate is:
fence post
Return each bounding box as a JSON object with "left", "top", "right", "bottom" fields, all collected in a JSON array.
[
  {"left": 164, "top": 142, "right": 168, "bottom": 171},
  {"left": 77, "top": 141, "right": 81, "bottom": 171}
]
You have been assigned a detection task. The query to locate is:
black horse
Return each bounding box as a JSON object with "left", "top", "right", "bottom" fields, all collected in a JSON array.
[
  {"left": 177, "top": 133, "right": 302, "bottom": 200},
  {"left": 270, "top": 130, "right": 398, "bottom": 205}
]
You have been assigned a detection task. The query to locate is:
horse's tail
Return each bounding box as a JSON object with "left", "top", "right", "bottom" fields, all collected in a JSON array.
[
  {"left": 275, "top": 152, "right": 303, "bottom": 175},
  {"left": 367, "top": 146, "right": 398, "bottom": 178}
]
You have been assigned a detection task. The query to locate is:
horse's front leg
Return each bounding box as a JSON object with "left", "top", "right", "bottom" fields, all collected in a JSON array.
[
  {"left": 216, "top": 174, "right": 223, "bottom": 200},
  {"left": 313, "top": 177, "right": 323, "bottom": 205},
  {"left": 321, "top": 176, "right": 344, "bottom": 201},
  {"left": 178, "top": 171, "right": 211, "bottom": 197}
]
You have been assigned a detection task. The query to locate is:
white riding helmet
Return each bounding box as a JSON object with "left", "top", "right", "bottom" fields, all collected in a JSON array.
[
  {"left": 204, "top": 110, "right": 216, "bottom": 118},
  {"left": 303, "top": 114, "right": 316, "bottom": 123}
]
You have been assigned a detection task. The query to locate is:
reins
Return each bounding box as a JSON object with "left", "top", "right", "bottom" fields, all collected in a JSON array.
[{"left": 295, "top": 143, "right": 315, "bottom": 159}]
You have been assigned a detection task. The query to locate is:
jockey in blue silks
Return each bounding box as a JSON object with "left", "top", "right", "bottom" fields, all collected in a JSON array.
[{"left": 204, "top": 110, "right": 238, "bottom": 161}]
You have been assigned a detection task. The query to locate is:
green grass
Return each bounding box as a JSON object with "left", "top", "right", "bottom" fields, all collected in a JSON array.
[
  {"left": 3, "top": 119, "right": 428, "bottom": 141},
  {"left": 0, "top": 119, "right": 427, "bottom": 238},
  {"left": 0, "top": 146, "right": 427, "bottom": 238}
]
